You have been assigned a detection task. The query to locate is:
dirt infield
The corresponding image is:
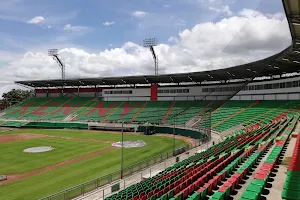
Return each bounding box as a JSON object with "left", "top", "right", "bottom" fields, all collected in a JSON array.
[
  {"left": 0, "top": 133, "right": 48, "bottom": 143},
  {"left": 153, "top": 134, "right": 198, "bottom": 146},
  {"left": 0, "top": 132, "right": 193, "bottom": 184},
  {"left": 1, "top": 146, "right": 117, "bottom": 184},
  {"left": 0, "top": 133, "right": 114, "bottom": 144},
  {"left": 46, "top": 135, "right": 114, "bottom": 144}
]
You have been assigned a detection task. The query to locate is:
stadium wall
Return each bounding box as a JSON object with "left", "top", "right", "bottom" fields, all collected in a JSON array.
[
  {"left": 137, "top": 125, "right": 207, "bottom": 140},
  {"left": 32, "top": 76, "right": 300, "bottom": 101},
  {"left": 101, "top": 76, "right": 300, "bottom": 101}
]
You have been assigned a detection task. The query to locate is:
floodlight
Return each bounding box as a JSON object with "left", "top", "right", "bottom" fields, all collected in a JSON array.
[
  {"left": 143, "top": 38, "right": 157, "bottom": 47},
  {"left": 48, "top": 48, "right": 65, "bottom": 79},
  {"left": 143, "top": 38, "right": 158, "bottom": 75},
  {"left": 48, "top": 49, "right": 58, "bottom": 56}
]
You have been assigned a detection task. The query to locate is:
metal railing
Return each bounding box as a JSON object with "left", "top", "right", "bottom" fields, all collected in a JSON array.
[{"left": 40, "top": 141, "right": 205, "bottom": 200}]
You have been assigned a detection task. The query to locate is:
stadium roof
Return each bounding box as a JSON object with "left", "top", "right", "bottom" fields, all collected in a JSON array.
[{"left": 16, "top": 0, "right": 300, "bottom": 88}]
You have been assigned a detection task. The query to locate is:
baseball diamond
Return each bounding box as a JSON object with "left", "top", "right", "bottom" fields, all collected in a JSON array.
[{"left": 0, "top": 0, "right": 300, "bottom": 200}]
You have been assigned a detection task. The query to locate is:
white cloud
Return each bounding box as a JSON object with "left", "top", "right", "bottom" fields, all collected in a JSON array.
[
  {"left": 168, "top": 36, "right": 179, "bottom": 43},
  {"left": 63, "top": 24, "right": 89, "bottom": 32},
  {"left": 103, "top": 21, "right": 115, "bottom": 26},
  {"left": 132, "top": 11, "right": 148, "bottom": 18},
  {"left": 27, "top": 16, "right": 45, "bottom": 24},
  {"left": 0, "top": 9, "right": 291, "bottom": 96},
  {"left": 164, "top": 5, "right": 171, "bottom": 8},
  {"left": 209, "top": 5, "right": 232, "bottom": 16}
]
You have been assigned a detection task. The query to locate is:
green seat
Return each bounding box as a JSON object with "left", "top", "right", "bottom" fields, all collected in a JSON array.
[
  {"left": 287, "top": 171, "right": 300, "bottom": 178},
  {"left": 282, "top": 189, "right": 300, "bottom": 200},
  {"left": 168, "top": 189, "right": 175, "bottom": 199},
  {"left": 210, "top": 191, "right": 225, "bottom": 200},
  {"left": 160, "top": 194, "right": 167, "bottom": 200},
  {"left": 286, "top": 176, "right": 300, "bottom": 183},
  {"left": 246, "top": 184, "right": 262, "bottom": 195},
  {"left": 250, "top": 179, "right": 265, "bottom": 189},
  {"left": 283, "top": 182, "right": 300, "bottom": 191},
  {"left": 189, "top": 192, "right": 200, "bottom": 200},
  {"left": 241, "top": 191, "right": 259, "bottom": 200}
]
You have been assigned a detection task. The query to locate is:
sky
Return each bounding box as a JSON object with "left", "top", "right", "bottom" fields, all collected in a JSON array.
[{"left": 0, "top": 0, "right": 292, "bottom": 97}]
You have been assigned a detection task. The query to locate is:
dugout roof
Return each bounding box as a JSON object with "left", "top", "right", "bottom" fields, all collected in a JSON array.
[{"left": 16, "top": 0, "right": 300, "bottom": 88}]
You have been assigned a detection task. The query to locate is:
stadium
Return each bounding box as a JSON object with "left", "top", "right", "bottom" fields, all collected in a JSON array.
[{"left": 0, "top": 0, "right": 300, "bottom": 200}]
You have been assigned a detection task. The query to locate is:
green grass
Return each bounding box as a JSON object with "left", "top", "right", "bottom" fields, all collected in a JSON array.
[
  {"left": 0, "top": 138, "right": 109, "bottom": 174},
  {"left": 0, "top": 129, "right": 186, "bottom": 200}
]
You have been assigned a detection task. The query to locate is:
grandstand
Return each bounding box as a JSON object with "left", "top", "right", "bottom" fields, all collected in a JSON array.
[{"left": 0, "top": 0, "right": 300, "bottom": 199}]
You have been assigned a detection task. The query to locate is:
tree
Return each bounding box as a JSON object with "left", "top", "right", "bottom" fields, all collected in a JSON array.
[{"left": 1, "top": 89, "right": 34, "bottom": 107}]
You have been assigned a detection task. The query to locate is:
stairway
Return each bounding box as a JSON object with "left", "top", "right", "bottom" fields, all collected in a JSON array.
[
  {"left": 101, "top": 102, "right": 125, "bottom": 123},
  {"left": 17, "top": 98, "right": 55, "bottom": 120},
  {"left": 212, "top": 101, "right": 258, "bottom": 128},
  {"left": 72, "top": 99, "right": 98, "bottom": 121},
  {"left": 160, "top": 101, "right": 176, "bottom": 124},
  {"left": 130, "top": 102, "right": 148, "bottom": 123},
  {"left": 63, "top": 114, "right": 77, "bottom": 122},
  {"left": 39, "top": 97, "right": 75, "bottom": 120},
  {"left": 190, "top": 102, "right": 214, "bottom": 128},
  {"left": 243, "top": 102, "right": 291, "bottom": 127}
]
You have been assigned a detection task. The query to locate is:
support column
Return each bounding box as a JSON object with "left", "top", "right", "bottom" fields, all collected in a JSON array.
[{"left": 150, "top": 84, "right": 158, "bottom": 101}]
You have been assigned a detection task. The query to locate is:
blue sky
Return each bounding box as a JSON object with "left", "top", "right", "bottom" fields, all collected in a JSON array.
[
  {"left": 0, "top": 0, "right": 291, "bottom": 96},
  {"left": 0, "top": 0, "right": 285, "bottom": 53}
]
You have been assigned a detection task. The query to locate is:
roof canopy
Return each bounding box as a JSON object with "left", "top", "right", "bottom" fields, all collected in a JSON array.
[{"left": 16, "top": 0, "right": 300, "bottom": 88}]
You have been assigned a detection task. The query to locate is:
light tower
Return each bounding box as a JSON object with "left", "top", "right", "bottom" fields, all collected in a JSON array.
[
  {"left": 143, "top": 38, "right": 158, "bottom": 75},
  {"left": 48, "top": 49, "right": 65, "bottom": 79}
]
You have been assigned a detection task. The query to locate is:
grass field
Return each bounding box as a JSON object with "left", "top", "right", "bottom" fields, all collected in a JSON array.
[{"left": 0, "top": 129, "right": 187, "bottom": 200}]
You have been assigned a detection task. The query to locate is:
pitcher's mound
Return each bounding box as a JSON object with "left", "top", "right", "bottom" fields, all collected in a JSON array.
[
  {"left": 112, "top": 140, "right": 146, "bottom": 148},
  {"left": 24, "top": 146, "right": 54, "bottom": 153}
]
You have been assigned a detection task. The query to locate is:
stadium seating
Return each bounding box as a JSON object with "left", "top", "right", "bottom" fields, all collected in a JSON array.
[
  {"left": 282, "top": 133, "right": 300, "bottom": 200},
  {"left": 1, "top": 98, "right": 300, "bottom": 132},
  {"left": 1, "top": 97, "right": 299, "bottom": 199},
  {"left": 104, "top": 112, "right": 299, "bottom": 200},
  {"left": 213, "top": 100, "right": 300, "bottom": 132}
]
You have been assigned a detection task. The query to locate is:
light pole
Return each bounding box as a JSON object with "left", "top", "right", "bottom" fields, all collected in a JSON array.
[
  {"left": 143, "top": 38, "right": 158, "bottom": 75},
  {"left": 121, "top": 121, "right": 124, "bottom": 179},
  {"left": 48, "top": 49, "right": 65, "bottom": 79},
  {"left": 173, "top": 116, "right": 175, "bottom": 152}
]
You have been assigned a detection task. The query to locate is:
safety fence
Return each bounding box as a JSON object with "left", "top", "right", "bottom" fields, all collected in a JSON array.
[{"left": 39, "top": 141, "right": 207, "bottom": 200}]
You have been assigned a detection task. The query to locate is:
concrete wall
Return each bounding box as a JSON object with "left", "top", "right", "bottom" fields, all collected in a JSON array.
[{"left": 91, "top": 76, "right": 300, "bottom": 101}]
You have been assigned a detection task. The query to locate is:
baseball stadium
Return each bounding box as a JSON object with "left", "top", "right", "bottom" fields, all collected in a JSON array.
[{"left": 1, "top": 0, "right": 300, "bottom": 200}]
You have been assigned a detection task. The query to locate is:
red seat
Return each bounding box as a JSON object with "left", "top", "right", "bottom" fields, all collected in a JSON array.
[
  {"left": 157, "top": 190, "right": 163, "bottom": 198},
  {"left": 218, "top": 185, "right": 229, "bottom": 192},
  {"left": 174, "top": 186, "right": 180, "bottom": 195},
  {"left": 163, "top": 187, "right": 168, "bottom": 194},
  {"left": 224, "top": 181, "right": 235, "bottom": 191},
  {"left": 254, "top": 173, "right": 268, "bottom": 180},
  {"left": 140, "top": 195, "right": 146, "bottom": 200},
  {"left": 227, "top": 177, "right": 238, "bottom": 187},
  {"left": 204, "top": 183, "right": 212, "bottom": 193}
]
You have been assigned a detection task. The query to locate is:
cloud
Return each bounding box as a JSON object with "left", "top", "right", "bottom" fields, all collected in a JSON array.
[
  {"left": 168, "top": 36, "right": 179, "bottom": 43},
  {"left": 103, "top": 21, "right": 115, "bottom": 26},
  {"left": 164, "top": 5, "right": 171, "bottom": 8},
  {"left": 0, "top": 9, "right": 291, "bottom": 96},
  {"left": 132, "top": 11, "right": 148, "bottom": 18},
  {"left": 209, "top": 5, "right": 233, "bottom": 16},
  {"left": 27, "top": 16, "right": 45, "bottom": 24},
  {"left": 63, "top": 24, "right": 89, "bottom": 32}
]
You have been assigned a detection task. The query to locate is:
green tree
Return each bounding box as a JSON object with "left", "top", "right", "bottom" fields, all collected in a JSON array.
[{"left": 1, "top": 89, "right": 34, "bottom": 108}]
